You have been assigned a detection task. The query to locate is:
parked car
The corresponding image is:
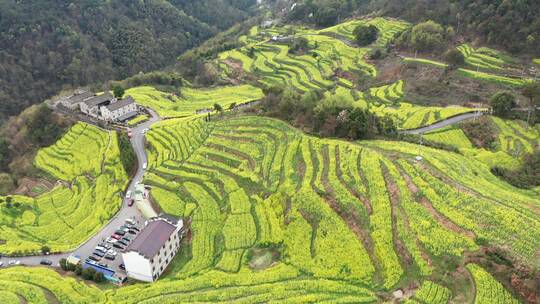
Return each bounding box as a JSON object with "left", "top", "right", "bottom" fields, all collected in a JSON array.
[
  {"left": 88, "top": 255, "right": 100, "bottom": 262},
  {"left": 100, "top": 243, "right": 112, "bottom": 250},
  {"left": 127, "top": 229, "right": 137, "bottom": 235},
  {"left": 117, "top": 239, "right": 129, "bottom": 247},
  {"left": 40, "top": 259, "right": 53, "bottom": 266},
  {"left": 95, "top": 246, "right": 107, "bottom": 253},
  {"left": 128, "top": 199, "right": 134, "bottom": 207},
  {"left": 106, "top": 237, "right": 117, "bottom": 244},
  {"left": 93, "top": 251, "right": 105, "bottom": 258},
  {"left": 119, "top": 263, "right": 125, "bottom": 270},
  {"left": 113, "top": 243, "right": 125, "bottom": 250},
  {"left": 98, "top": 262, "right": 109, "bottom": 268},
  {"left": 8, "top": 260, "right": 20, "bottom": 266},
  {"left": 125, "top": 218, "right": 136, "bottom": 225},
  {"left": 104, "top": 254, "right": 115, "bottom": 261},
  {"left": 115, "top": 229, "right": 126, "bottom": 236},
  {"left": 107, "top": 249, "right": 117, "bottom": 256},
  {"left": 111, "top": 234, "right": 122, "bottom": 240},
  {"left": 125, "top": 190, "right": 132, "bottom": 199},
  {"left": 0, "top": 261, "right": 3, "bottom": 267},
  {"left": 121, "top": 236, "right": 132, "bottom": 242},
  {"left": 130, "top": 226, "right": 140, "bottom": 232}
]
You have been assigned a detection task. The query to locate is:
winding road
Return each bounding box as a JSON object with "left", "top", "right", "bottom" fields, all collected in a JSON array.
[
  {"left": 400, "top": 111, "right": 485, "bottom": 134},
  {"left": 0, "top": 109, "right": 162, "bottom": 269}
]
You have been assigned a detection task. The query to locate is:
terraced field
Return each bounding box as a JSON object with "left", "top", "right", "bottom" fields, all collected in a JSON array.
[
  {"left": 457, "top": 44, "right": 514, "bottom": 71},
  {"left": 424, "top": 117, "right": 540, "bottom": 170},
  {"left": 320, "top": 17, "right": 410, "bottom": 46},
  {"left": 0, "top": 123, "right": 128, "bottom": 254},
  {"left": 403, "top": 57, "right": 528, "bottom": 87},
  {"left": 125, "top": 85, "right": 263, "bottom": 118},
  {"left": 0, "top": 115, "right": 538, "bottom": 302}
]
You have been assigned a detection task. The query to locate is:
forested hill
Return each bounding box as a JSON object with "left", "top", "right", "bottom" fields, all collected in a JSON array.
[
  {"left": 285, "top": 0, "right": 540, "bottom": 55},
  {"left": 0, "top": 0, "right": 256, "bottom": 120}
]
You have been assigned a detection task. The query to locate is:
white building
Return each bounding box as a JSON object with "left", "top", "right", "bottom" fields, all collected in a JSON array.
[
  {"left": 80, "top": 93, "right": 116, "bottom": 118},
  {"left": 100, "top": 96, "right": 138, "bottom": 122},
  {"left": 122, "top": 215, "right": 184, "bottom": 282},
  {"left": 79, "top": 93, "right": 138, "bottom": 122}
]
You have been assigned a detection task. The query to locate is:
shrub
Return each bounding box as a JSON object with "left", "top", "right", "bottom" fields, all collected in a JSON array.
[
  {"left": 353, "top": 25, "right": 379, "bottom": 46},
  {"left": 490, "top": 92, "right": 516, "bottom": 118},
  {"left": 443, "top": 49, "right": 465, "bottom": 67}
]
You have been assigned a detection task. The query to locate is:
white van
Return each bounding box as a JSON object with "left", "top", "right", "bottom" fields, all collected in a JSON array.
[{"left": 142, "top": 163, "right": 147, "bottom": 169}]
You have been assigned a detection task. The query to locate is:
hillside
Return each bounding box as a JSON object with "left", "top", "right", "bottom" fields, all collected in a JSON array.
[
  {"left": 0, "top": 13, "right": 539, "bottom": 304},
  {"left": 0, "top": 0, "right": 257, "bottom": 121}
]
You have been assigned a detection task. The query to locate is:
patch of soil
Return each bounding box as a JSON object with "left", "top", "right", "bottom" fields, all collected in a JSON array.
[
  {"left": 13, "top": 177, "right": 54, "bottom": 197},
  {"left": 248, "top": 247, "right": 281, "bottom": 271}
]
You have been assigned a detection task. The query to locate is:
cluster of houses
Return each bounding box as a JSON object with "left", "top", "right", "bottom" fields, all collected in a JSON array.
[{"left": 59, "top": 90, "right": 138, "bottom": 123}]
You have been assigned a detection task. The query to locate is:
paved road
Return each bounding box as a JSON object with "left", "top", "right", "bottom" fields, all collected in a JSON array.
[
  {"left": 400, "top": 111, "right": 484, "bottom": 135},
  {"left": 0, "top": 109, "right": 162, "bottom": 271}
]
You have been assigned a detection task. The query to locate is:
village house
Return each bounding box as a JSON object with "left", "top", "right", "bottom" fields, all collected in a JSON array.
[
  {"left": 78, "top": 93, "right": 138, "bottom": 122},
  {"left": 59, "top": 91, "right": 95, "bottom": 110},
  {"left": 100, "top": 96, "right": 138, "bottom": 122},
  {"left": 121, "top": 215, "right": 185, "bottom": 282},
  {"left": 80, "top": 93, "right": 116, "bottom": 118}
]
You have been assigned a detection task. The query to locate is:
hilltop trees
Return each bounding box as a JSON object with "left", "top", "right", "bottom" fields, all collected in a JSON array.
[
  {"left": 353, "top": 25, "right": 379, "bottom": 46},
  {"left": 490, "top": 92, "right": 516, "bottom": 118},
  {"left": 259, "top": 86, "right": 396, "bottom": 139},
  {"left": 396, "top": 20, "right": 449, "bottom": 53}
]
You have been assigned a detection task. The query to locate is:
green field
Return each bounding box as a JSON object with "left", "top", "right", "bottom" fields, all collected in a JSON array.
[
  {"left": 0, "top": 16, "right": 538, "bottom": 304},
  {"left": 1, "top": 115, "right": 538, "bottom": 302},
  {"left": 125, "top": 85, "right": 263, "bottom": 118},
  {"left": 403, "top": 57, "right": 527, "bottom": 87},
  {"left": 0, "top": 123, "right": 128, "bottom": 254},
  {"left": 424, "top": 117, "right": 540, "bottom": 170}
]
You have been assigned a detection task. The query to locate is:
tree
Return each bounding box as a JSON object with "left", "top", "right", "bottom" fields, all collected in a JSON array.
[
  {"left": 113, "top": 85, "right": 125, "bottom": 99},
  {"left": 522, "top": 82, "right": 540, "bottom": 107},
  {"left": 522, "top": 81, "right": 540, "bottom": 124},
  {"left": 93, "top": 271, "right": 105, "bottom": 283},
  {"left": 82, "top": 267, "right": 96, "bottom": 280},
  {"left": 490, "top": 92, "right": 516, "bottom": 118},
  {"left": 314, "top": 7, "right": 338, "bottom": 27},
  {"left": 213, "top": 103, "right": 223, "bottom": 113},
  {"left": 443, "top": 49, "right": 465, "bottom": 67},
  {"left": 59, "top": 258, "right": 68, "bottom": 271},
  {"left": 228, "top": 102, "right": 236, "bottom": 110},
  {"left": 41, "top": 246, "right": 51, "bottom": 254},
  {"left": 410, "top": 20, "right": 446, "bottom": 52},
  {"left": 353, "top": 25, "right": 379, "bottom": 46},
  {"left": 74, "top": 264, "right": 83, "bottom": 275},
  {"left": 0, "top": 173, "right": 15, "bottom": 195}
]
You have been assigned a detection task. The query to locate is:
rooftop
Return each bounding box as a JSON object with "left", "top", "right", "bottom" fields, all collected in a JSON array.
[
  {"left": 106, "top": 96, "right": 135, "bottom": 111},
  {"left": 124, "top": 218, "right": 177, "bottom": 259},
  {"left": 65, "top": 91, "right": 95, "bottom": 104},
  {"left": 84, "top": 93, "right": 114, "bottom": 107}
]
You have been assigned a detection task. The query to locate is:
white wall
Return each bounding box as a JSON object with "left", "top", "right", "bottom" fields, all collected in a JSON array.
[{"left": 122, "top": 251, "right": 154, "bottom": 282}]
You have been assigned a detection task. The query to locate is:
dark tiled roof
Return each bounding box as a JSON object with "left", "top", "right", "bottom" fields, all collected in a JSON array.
[
  {"left": 84, "top": 93, "right": 114, "bottom": 107},
  {"left": 125, "top": 219, "right": 176, "bottom": 259},
  {"left": 158, "top": 213, "right": 180, "bottom": 226},
  {"left": 116, "top": 111, "right": 138, "bottom": 121},
  {"left": 106, "top": 96, "right": 135, "bottom": 111},
  {"left": 66, "top": 91, "right": 95, "bottom": 104}
]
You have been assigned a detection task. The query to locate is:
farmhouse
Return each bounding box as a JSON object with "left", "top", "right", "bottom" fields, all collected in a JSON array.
[
  {"left": 100, "top": 96, "right": 138, "bottom": 122},
  {"left": 122, "top": 215, "right": 185, "bottom": 282},
  {"left": 59, "top": 91, "right": 95, "bottom": 110},
  {"left": 79, "top": 93, "right": 138, "bottom": 122},
  {"left": 80, "top": 93, "right": 116, "bottom": 118}
]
